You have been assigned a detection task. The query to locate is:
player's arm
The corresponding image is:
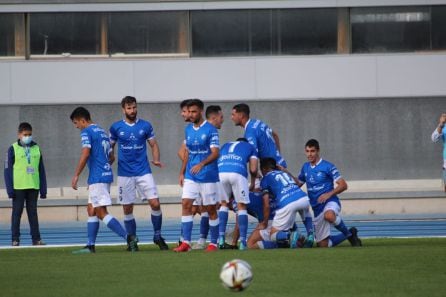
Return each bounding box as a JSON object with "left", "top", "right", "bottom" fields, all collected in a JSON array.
[
  {"left": 179, "top": 148, "right": 188, "bottom": 187},
  {"left": 318, "top": 178, "right": 348, "bottom": 203},
  {"left": 432, "top": 113, "right": 446, "bottom": 142},
  {"left": 248, "top": 157, "right": 258, "bottom": 191},
  {"left": 277, "top": 165, "right": 304, "bottom": 187},
  {"left": 190, "top": 147, "right": 219, "bottom": 174},
  {"left": 148, "top": 138, "right": 163, "bottom": 167},
  {"left": 72, "top": 147, "right": 90, "bottom": 190},
  {"left": 258, "top": 192, "right": 270, "bottom": 230},
  {"left": 109, "top": 142, "right": 116, "bottom": 164},
  {"left": 177, "top": 142, "right": 187, "bottom": 161},
  {"left": 272, "top": 130, "right": 281, "bottom": 152}
]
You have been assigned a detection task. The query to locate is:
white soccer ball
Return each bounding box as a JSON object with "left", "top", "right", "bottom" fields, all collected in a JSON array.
[{"left": 220, "top": 259, "right": 253, "bottom": 292}]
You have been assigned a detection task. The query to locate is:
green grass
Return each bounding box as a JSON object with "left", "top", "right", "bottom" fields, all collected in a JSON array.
[{"left": 1, "top": 238, "right": 446, "bottom": 297}]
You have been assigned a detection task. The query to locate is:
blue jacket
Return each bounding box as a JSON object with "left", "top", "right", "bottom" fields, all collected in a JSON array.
[{"left": 4, "top": 140, "right": 47, "bottom": 199}]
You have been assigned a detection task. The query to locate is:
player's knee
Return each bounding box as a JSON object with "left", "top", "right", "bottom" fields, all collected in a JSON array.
[
  {"left": 324, "top": 211, "right": 336, "bottom": 223},
  {"left": 149, "top": 199, "right": 160, "bottom": 210},
  {"left": 317, "top": 239, "right": 329, "bottom": 248}
]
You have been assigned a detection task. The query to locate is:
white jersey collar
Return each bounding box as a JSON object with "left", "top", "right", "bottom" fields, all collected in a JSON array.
[
  {"left": 310, "top": 158, "right": 323, "bottom": 169},
  {"left": 123, "top": 118, "right": 139, "bottom": 127}
]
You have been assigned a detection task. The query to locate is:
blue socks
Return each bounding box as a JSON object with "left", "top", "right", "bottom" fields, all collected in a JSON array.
[
  {"left": 303, "top": 216, "right": 314, "bottom": 236},
  {"left": 151, "top": 210, "right": 162, "bottom": 239},
  {"left": 181, "top": 215, "right": 193, "bottom": 243},
  {"left": 259, "top": 241, "right": 278, "bottom": 249},
  {"left": 237, "top": 210, "right": 248, "bottom": 245},
  {"left": 87, "top": 216, "right": 99, "bottom": 246},
  {"left": 124, "top": 214, "right": 136, "bottom": 236},
  {"left": 209, "top": 218, "right": 219, "bottom": 245},
  {"left": 199, "top": 212, "right": 209, "bottom": 240},
  {"left": 329, "top": 233, "right": 348, "bottom": 247},
  {"left": 218, "top": 206, "right": 229, "bottom": 240},
  {"left": 103, "top": 214, "right": 127, "bottom": 239},
  {"left": 334, "top": 216, "right": 351, "bottom": 237}
]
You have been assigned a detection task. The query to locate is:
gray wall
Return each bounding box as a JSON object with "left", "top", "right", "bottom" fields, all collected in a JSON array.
[{"left": 1, "top": 97, "right": 445, "bottom": 188}]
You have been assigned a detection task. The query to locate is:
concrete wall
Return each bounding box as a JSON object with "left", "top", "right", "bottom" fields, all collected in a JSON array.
[
  {"left": 0, "top": 97, "right": 445, "bottom": 188},
  {"left": 1, "top": 54, "right": 446, "bottom": 104}
]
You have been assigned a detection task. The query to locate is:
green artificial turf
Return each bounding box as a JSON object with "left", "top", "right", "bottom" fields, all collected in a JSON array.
[{"left": 1, "top": 238, "right": 445, "bottom": 297}]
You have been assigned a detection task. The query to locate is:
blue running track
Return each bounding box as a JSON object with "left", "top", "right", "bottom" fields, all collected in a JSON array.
[{"left": 1, "top": 219, "right": 445, "bottom": 248}]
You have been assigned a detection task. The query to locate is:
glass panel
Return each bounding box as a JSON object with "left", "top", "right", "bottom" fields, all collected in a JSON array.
[
  {"left": 108, "top": 11, "right": 189, "bottom": 55},
  {"left": 279, "top": 8, "right": 337, "bottom": 55},
  {"left": 432, "top": 6, "right": 446, "bottom": 50},
  {"left": 351, "top": 6, "right": 431, "bottom": 53},
  {"left": 191, "top": 10, "right": 250, "bottom": 57},
  {"left": 250, "top": 10, "right": 279, "bottom": 56},
  {"left": 30, "top": 13, "right": 102, "bottom": 55},
  {"left": 0, "top": 13, "right": 24, "bottom": 57}
]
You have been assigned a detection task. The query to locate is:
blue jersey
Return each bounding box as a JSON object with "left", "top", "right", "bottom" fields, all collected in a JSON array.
[
  {"left": 185, "top": 121, "right": 219, "bottom": 183},
  {"left": 244, "top": 119, "right": 287, "bottom": 167},
  {"left": 218, "top": 141, "right": 257, "bottom": 178},
  {"left": 298, "top": 159, "right": 342, "bottom": 217},
  {"left": 80, "top": 124, "right": 113, "bottom": 185},
  {"left": 230, "top": 191, "right": 275, "bottom": 222},
  {"left": 109, "top": 119, "right": 155, "bottom": 177},
  {"left": 260, "top": 170, "right": 307, "bottom": 211}
]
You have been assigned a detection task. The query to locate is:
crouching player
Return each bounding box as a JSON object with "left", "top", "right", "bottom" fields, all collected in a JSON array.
[
  {"left": 286, "top": 139, "right": 362, "bottom": 247},
  {"left": 247, "top": 158, "right": 310, "bottom": 249}
]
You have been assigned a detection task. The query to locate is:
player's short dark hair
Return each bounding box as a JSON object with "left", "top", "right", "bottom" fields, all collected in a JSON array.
[
  {"left": 180, "top": 99, "right": 191, "bottom": 109},
  {"left": 18, "top": 122, "right": 32, "bottom": 133},
  {"left": 70, "top": 107, "right": 91, "bottom": 121},
  {"left": 305, "top": 139, "right": 320, "bottom": 150},
  {"left": 236, "top": 137, "right": 248, "bottom": 142},
  {"left": 232, "top": 103, "right": 250, "bottom": 116},
  {"left": 187, "top": 99, "right": 204, "bottom": 110},
  {"left": 260, "top": 157, "right": 277, "bottom": 171},
  {"left": 205, "top": 105, "right": 222, "bottom": 119},
  {"left": 121, "top": 96, "right": 137, "bottom": 108}
]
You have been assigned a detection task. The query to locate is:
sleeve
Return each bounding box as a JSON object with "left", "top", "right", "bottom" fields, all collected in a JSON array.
[
  {"left": 328, "top": 163, "right": 342, "bottom": 182},
  {"left": 38, "top": 154, "right": 47, "bottom": 199},
  {"left": 260, "top": 177, "right": 269, "bottom": 195},
  {"left": 249, "top": 143, "right": 258, "bottom": 159},
  {"left": 4, "top": 146, "right": 15, "bottom": 199},
  {"left": 297, "top": 165, "right": 306, "bottom": 184},
  {"left": 246, "top": 129, "right": 258, "bottom": 152},
  {"left": 147, "top": 122, "right": 155, "bottom": 140},
  {"left": 209, "top": 127, "right": 219, "bottom": 148},
  {"left": 81, "top": 131, "right": 91, "bottom": 148},
  {"left": 109, "top": 124, "right": 117, "bottom": 144}
]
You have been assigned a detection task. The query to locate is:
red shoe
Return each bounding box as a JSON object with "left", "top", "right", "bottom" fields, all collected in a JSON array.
[
  {"left": 173, "top": 242, "right": 191, "bottom": 252},
  {"left": 205, "top": 243, "right": 218, "bottom": 252}
]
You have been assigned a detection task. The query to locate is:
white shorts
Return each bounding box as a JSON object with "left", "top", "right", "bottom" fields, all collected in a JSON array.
[
  {"left": 314, "top": 201, "right": 341, "bottom": 243},
  {"left": 118, "top": 174, "right": 158, "bottom": 205},
  {"left": 182, "top": 179, "right": 219, "bottom": 206},
  {"left": 219, "top": 172, "right": 250, "bottom": 204},
  {"left": 260, "top": 197, "right": 310, "bottom": 241},
  {"left": 88, "top": 183, "right": 112, "bottom": 208}
]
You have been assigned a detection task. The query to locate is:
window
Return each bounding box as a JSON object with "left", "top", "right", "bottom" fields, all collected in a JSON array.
[
  {"left": 351, "top": 6, "right": 431, "bottom": 53},
  {"left": 30, "top": 13, "right": 102, "bottom": 56},
  {"left": 108, "top": 11, "right": 189, "bottom": 55},
  {"left": 431, "top": 6, "right": 446, "bottom": 50},
  {"left": 0, "top": 14, "right": 25, "bottom": 57}
]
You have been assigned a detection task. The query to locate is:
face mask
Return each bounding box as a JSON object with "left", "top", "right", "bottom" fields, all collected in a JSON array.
[{"left": 21, "top": 136, "right": 33, "bottom": 145}]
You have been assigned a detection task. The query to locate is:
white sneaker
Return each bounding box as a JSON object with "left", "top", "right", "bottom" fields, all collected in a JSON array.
[{"left": 191, "top": 239, "right": 206, "bottom": 250}]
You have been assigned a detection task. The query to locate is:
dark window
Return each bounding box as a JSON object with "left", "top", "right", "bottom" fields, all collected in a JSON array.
[
  {"left": 279, "top": 8, "right": 338, "bottom": 55},
  {"left": 351, "top": 6, "right": 431, "bottom": 53},
  {"left": 108, "top": 11, "right": 189, "bottom": 55},
  {"left": 192, "top": 10, "right": 250, "bottom": 56},
  {"left": 0, "top": 14, "right": 24, "bottom": 56},
  {"left": 432, "top": 6, "right": 446, "bottom": 50},
  {"left": 30, "top": 13, "right": 102, "bottom": 55}
]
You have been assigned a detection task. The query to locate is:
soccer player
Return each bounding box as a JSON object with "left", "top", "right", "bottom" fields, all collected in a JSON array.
[
  {"left": 431, "top": 113, "right": 446, "bottom": 192},
  {"left": 109, "top": 96, "right": 168, "bottom": 250},
  {"left": 190, "top": 105, "right": 224, "bottom": 249},
  {"left": 231, "top": 103, "right": 314, "bottom": 244},
  {"left": 288, "top": 139, "right": 362, "bottom": 248},
  {"left": 247, "top": 157, "right": 310, "bottom": 249},
  {"left": 231, "top": 103, "right": 286, "bottom": 167},
  {"left": 217, "top": 138, "right": 257, "bottom": 250},
  {"left": 4, "top": 122, "right": 47, "bottom": 246},
  {"left": 174, "top": 99, "right": 220, "bottom": 252},
  {"left": 70, "top": 107, "right": 138, "bottom": 253}
]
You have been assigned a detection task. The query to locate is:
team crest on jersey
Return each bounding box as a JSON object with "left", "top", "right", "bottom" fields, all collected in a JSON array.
[
  {"left": 317, "top": 172, "right": 323, "bottom": 177},
  {"left": 104, "top": 163, "right": 111, "bottom": 170},
  {"left": 201, "top": 134, "right": 206, "bottom": 140},
  {"left": 139, "top": 129, "right": 145, "bottom": 135}
]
